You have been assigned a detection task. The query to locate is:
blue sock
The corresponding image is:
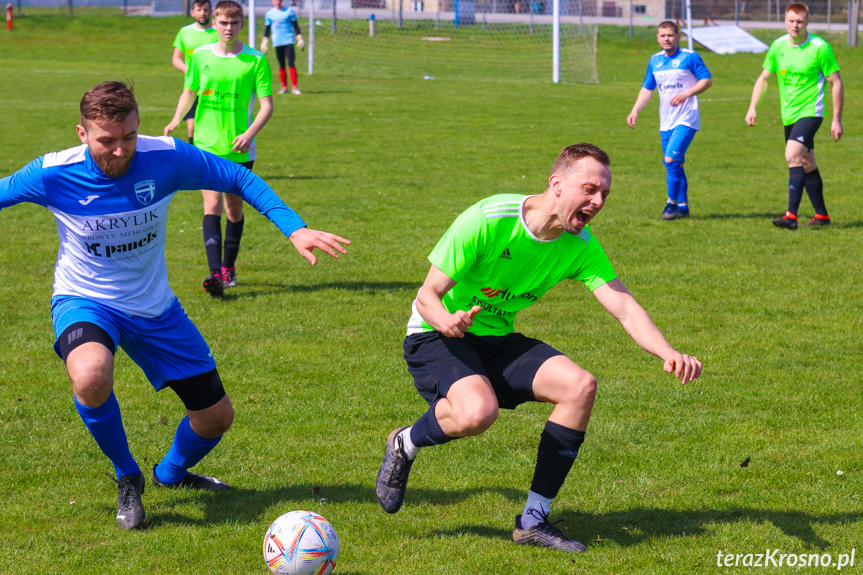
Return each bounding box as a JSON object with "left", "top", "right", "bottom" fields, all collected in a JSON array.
[
  {"left": 664, "top": 160, "right": 684, "bottom": 207},
  {"left": 677, "top": 167, "right": 689, "bottom": 211},
  {"left": 154, "top": 416, "right": 221, "bottom": 485},
  {"left": 74, "top": 392, "right": 140, "bottom": 478}
]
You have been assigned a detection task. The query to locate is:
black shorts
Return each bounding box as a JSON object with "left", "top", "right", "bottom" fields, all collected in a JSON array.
[
  {"left": 275, "top": 44, "right": 296, "bottom": 69},
  {"left": 183, "top": 96, "right": 199, "bottom": 121},
  {"left": 784, "top": 116, "right": 823, "bottom": 151},
  {"left": 403, "top": 331, "right": 563, "bottom": 410},
  {"left": 238, "top": 160, "right": 254, "bottom": 171}
]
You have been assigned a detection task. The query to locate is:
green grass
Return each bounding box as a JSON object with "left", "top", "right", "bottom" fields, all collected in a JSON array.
[{"left": 1, "top": 12, "right": 862, "bottom": 575}]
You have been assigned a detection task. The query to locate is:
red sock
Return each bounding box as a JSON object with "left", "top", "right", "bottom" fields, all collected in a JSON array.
[
  {"left": 279, "top": 68, "right": 287, "bottom": 89},
  {"left": 289, "top": 67, "right": 298, "bottom": 89}
]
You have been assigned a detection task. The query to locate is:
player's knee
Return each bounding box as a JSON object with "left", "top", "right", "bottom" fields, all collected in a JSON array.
[
  {"left": 663, "top": 156, "right": 677, "bottom": 164},
  {"left": 202, "top": 191, "right": 224, "bottom": 214},
  {"left": 210, "top": 401, "right": 235, "bottom": 435},
  {"left": 69, "top": 365, "right": 113, "bottom": 406},
  {"left": 558, "top": 371, "right": 597, "bottom": 407},
  {"left": 452, "top": 401, "right": 498, "bottom": 436},
  {"left": 225, "top": 205, "right": 244, "bottom": 222},
  {"left": 191, "top": 398, "right": 234, "bottom": 438},
  {"left": 785, "top": 150, "right": 805, "bottom": 167}
]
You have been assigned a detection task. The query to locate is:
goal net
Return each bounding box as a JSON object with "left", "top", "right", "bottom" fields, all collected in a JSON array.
[{"left": 294, "top": 0, "right": 598, "bottom": 84}]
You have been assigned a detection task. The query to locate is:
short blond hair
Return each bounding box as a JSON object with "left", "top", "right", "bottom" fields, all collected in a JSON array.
[{"left": 213, "top": 0, "right": 243, "bottom": 20}]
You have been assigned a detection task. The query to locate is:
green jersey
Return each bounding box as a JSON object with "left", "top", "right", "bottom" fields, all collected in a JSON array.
[
  {"left": 407, "top": 194, "right": 617, "bottom": 337},
  {"left": 763, "top": 33, "right": 840, "bottom": 125},
  {"left": 184, "top": 44, "right": 273, "bottom": 162},
  {"left": 173, "top": 24, "right": 218, "bottom": 59}
]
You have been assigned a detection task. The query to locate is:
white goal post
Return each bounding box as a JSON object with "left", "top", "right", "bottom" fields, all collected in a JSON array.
[{"left": 290, "top": 0, "right": 599, "bottom": 84}]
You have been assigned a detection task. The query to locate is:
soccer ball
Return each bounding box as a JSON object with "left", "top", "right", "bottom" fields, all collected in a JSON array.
[{"left": 263, "top": 510, "right": 339, "bottom": 575}]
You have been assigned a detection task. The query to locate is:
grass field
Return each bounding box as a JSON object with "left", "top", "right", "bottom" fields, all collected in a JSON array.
[{"left": 1, "top": 11, "right": 862, "bottom": 575}]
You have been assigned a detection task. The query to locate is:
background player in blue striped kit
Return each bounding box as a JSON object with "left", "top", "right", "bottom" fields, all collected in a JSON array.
[
  {"left": 0, "top": 80, "right": 349, "bottom": 530},
  {"left": 627, "top": 21, "right": 712, "bottom": 220}
]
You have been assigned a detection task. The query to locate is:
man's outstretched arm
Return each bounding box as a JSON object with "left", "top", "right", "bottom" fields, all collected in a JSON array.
[{"left": 592, "top": 278, "right": 702, "bottom": 384}]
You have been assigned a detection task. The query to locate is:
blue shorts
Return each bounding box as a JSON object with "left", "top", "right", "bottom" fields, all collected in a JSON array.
[
  {"left": 51, "top": 296, "right": 216, "bottom": 390},
  {"left": 661, "top": 125, "right": 698, "bottom": 163}
]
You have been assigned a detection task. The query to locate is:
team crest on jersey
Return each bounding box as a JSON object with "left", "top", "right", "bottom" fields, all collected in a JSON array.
[
  {"left": 134, "top": 180, "right": 156, "bottom": 205},
  {"left": 672, "top": 59, "right": 681, "bottom": 68}
]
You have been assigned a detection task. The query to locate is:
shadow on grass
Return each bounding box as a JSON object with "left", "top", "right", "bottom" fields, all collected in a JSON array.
[
  {"left": 698, "top": 212, "right": 784, "bottom": 220},
  {"left": 233, "top": 281, "right": 417, "bottom": 299},
  {"left": 563, "top": 507, "right": 859, "bottom": 549},
  {"left": 437, "top": 507, "right": 863, "bottom": 549},
  {"left": 143, "top": 482, "right": 522, "bottom": 528},
  {"left": 699, "top": 212, "right": 863, "bottom": 229},
  {"left": 256, "top": 174, "right": 337, "bottom": 181},
  {"left": 141, "top": 484, "right": 862, "bottom": 549}
]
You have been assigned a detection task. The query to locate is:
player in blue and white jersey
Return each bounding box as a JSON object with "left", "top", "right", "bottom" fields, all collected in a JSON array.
[
  {"left": 627, "top": 21, "right": 713, "bottom": 220},
  {"left": 260, "top": 0, "right": 304, "bottom": 95},
  {"left": 0, "top": 81, "right": 349, "bottom": 530}
]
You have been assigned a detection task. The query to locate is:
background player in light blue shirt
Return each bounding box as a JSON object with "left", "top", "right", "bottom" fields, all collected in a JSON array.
[
  {"left": 0, "top": 81, "right": 349, "bottom": 530},
  {"left": 260, "top": 0, "right": 304, "bottom": 94},
  {"left": 627, "top": 21, "right": 713, "bottom": 220}
]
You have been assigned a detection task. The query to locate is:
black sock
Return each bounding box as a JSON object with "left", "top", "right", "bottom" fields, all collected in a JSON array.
[
  {"left": 787, "top": 166, "right": 805, "bottom": 215},
  {"left": 409, "top": 400, "right": 455, "bottom": 447},
  {"left": 202, "top": 214, "right": 222, "bottom": 275},
  {"left": 188, "top": 136, "right": 194, "bottom": 145},
  {"left": 529, "top": 421, "right": 585, "bottom": 499},
  {"left": 804, "top": 168, "right": 828, "bottom": 216},
  {"left": 223, "top": 217, "right": 245, "bottom": 269}
]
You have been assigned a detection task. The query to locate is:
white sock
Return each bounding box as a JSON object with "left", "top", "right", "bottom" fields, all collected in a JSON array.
[
  {"left": 520, "top": 491, "right": 554, "bottom": 529},
  {"left": 398, "top": 427, "right": 421, "bottom": 460}
]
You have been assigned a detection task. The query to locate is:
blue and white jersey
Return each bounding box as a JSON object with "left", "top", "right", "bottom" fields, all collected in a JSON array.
[
  {"left": 265, "top": 7, "right": 298, "bottom": 47},
  {"left": 643, "top": 48, "right": 711, "bottom": 132},
  {"left": 0, "top": 136, "right": 305, "bottom": 318}
]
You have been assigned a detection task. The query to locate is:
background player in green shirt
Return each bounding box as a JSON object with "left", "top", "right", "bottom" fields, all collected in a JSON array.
[
  {"left": 376, "top": 143, "right": 703, "bottom": 552},
  {"left": 171, "top": 0, "right": 217, "bottom": 145},
  {"left": 165, "top": 0, "right": 274, "bottom": 296},
  {"left": 745, "top": 2, "right": 844, "bottom": 230}
]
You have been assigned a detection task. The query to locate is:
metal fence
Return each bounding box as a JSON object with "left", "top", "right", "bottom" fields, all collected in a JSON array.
[
  {"left": 668, "top": 0, "right": 854, "bottom": 24},
  {"left": 9, "top": 0, "right": 860, "bottom": 31}
]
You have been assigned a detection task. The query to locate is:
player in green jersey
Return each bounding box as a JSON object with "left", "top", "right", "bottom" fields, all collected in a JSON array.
[
  {"left": 745, "top": 2, "right": 844, "bottom": 230},
  {"left": 376, "top": 143, "right": 703, "bottom": 552},
  {"left": 172, "top": 0, "right": 217, "bottom": 145},
  {"left": 165, "top": 0, "right": 274, "bottom": 297}
]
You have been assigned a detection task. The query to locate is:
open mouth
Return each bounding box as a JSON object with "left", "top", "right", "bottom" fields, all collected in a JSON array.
[{"left": 575, "top": 210, "right": 593, "bottom": 227}]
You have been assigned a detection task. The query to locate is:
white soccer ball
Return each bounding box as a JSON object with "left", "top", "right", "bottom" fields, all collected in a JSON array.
[{"left": 263, "top": 510, "right": 340, "bottom": 575}]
